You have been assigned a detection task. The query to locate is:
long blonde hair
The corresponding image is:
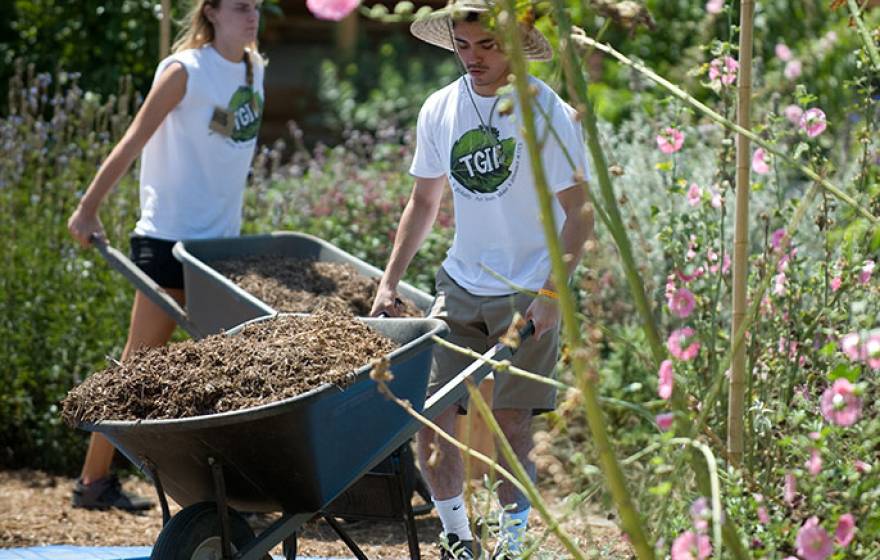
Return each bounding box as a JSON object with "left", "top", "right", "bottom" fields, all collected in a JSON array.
[{"left": 173, "top": 0, "right": 263, "bottom": 103}]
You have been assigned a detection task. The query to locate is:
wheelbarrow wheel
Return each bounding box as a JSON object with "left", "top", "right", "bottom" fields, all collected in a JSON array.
[{"left": 150, "top": 502, "right": 255, "bottom": 560}]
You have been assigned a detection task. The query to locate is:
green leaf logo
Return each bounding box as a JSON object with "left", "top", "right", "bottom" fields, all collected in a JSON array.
[
  {"left": 450, "top": 126, "right": 516, "bottom": 194},
  {"left": 227, "top": 86, "right": 263, "bottom": 143}
]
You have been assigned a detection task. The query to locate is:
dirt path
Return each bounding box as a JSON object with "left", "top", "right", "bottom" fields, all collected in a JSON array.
[{"left": 0, "top": 470, "right": 631, "bottom": 558}]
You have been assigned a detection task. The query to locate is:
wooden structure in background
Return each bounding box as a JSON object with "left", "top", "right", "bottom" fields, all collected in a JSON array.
[{"left": 157, "top": 1, "right": 450, "bottom": 142}]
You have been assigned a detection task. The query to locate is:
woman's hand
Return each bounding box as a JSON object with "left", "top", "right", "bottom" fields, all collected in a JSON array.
[{"left": 67, "top": 205, "right": 105, "bottom": 248}]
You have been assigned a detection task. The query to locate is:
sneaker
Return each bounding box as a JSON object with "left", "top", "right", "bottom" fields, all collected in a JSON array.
[
  {"left": 440, "top": 532, "right": 481, "bottom": 559},
  {"left": 72, "top": 475, "right": 154, "bottom": 512}
]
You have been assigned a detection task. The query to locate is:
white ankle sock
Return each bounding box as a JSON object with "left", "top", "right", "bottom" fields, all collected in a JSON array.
[
  {"left": 433, "top": 494, "right": 473, "bottom": 540},
  {"left": 496, "top": 507, "right": 530, "bottom": 554}
]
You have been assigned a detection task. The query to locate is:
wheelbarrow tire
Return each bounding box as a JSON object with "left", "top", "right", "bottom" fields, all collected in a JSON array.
[{"left": 150, "top": 501, "right": 255, "bottom": 560}]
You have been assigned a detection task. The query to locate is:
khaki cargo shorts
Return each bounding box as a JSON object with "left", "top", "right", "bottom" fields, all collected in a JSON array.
[{"left": 428, "top": 267, "right": 559, "bottom": 413}]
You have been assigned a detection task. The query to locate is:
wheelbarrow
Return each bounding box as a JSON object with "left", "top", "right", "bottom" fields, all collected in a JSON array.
[
  {"left": 171, "top": 231, "right": 434, "bottom": 336},
  {"left": 75, "top": 313, "right": 534, "bottom": 560},
  {"left": 91, "top": 232, "right": 433, "bottom": 341}
]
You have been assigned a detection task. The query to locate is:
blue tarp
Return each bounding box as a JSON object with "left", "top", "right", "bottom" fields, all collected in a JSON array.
[{"left": 0, "top": 547, "right": 350, "bottom": 560}]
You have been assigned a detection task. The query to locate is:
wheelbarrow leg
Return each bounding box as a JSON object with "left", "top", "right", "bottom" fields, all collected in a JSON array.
[
  {"left": 323, "top": 515, "right": 369, "bottom": 560},
  {"left": 209, "top": 457, "right": 234, "bottom": 560},
  {"left": 142, "top": 457, "right": 172, "bottom": 526},
  {"left": 393, "top": 450, "right": 421, "bottom": 559}
]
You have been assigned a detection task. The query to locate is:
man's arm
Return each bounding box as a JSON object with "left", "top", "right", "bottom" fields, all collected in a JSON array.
[
  {"left": 370, "top": 175, "right": 447, "bottom": 316},
  {"left": 526, "top": 183, "right": 594, "bottom": 338}
]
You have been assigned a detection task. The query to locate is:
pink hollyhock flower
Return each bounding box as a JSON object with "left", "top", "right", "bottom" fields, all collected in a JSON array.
[
  {"left": 705, "top": 0, "right": 724, "bottom": 14},
  {"left": 866, "top": 331, "right": 880, "bottom": 370},
  {"left": 669, "top": 288, "right": 697, "bottom": 319},
  {"left": 835, "top": 513, "right": 855, "bottom": 547},
  {"left": 854, "top": 460, "right": 871, "bottom": 474},
  {"left": 859, "top": 259, "right": 875, "bottom": 284},
  {"left": 757, "top": 506, "right": 770, "bottom": 525},
  {"left": 840, "top": 332, "right": 862, "bottom": 361},
  {"left": 668, "top": 327, "right": 701, "bottom": 361},
  {"left": 658, "top": 359, "right": 675, "bottom": 400},
  {"left": 306, "top": 0, "right": 360, "bottom": 20},
  {"left": 784, "top": 472, "right": 797, "bottom": 505},
  {"left": 820, "top": 379, "right": 862, "bottom": 426},
  {"left": 671, "top": 530, "right": 712, "bottom": 560},
  {"left": 657, "top": 127, "right": 685, "bottom": 154},
  {"left": 687, "top": 183, "right": 702, "bottom": 207},
  {"left": 656, "top": 412, "right": 675, "bottom": 431},
  {"left": 677, "top": 266, "right": 705, "bottom": 283},
  {"left": 752, "top": 148, "right": 771, "bottom": 174},
  {"left": 708, "top": 56, "right": 738, "bottom": 86},
  {"left": 830, "top": 276, "right": 842, "bottom": 292},
  {"left": 775, "top": 43, "right": 793, "bottom": 62},
  {"left": 807, "top": 448, "right": 822, "bottom": 476},
  {"left": 800, "top": 108, "right": 827, "bottom": 138},
  {"left": 784, "top": 59, "right": 803, "bottom": 80},
  {"left": 771, "top": 228, "right": 787, "bottom": 250},
  {"left": 690, "top": 497, "right": 711, "bottom": 533},
  {"left": 796, "top": 517, "right": 833, "bottom": 560},
  {"left": 710, "top": 188, "right": 723, "bottom": 208},
  {"left": 666, "top": 274, "right": 677, "bottom": 300},
  {"left": 784, "top": 104, "right": 805, "bottom": 124},
  {"left": 721, "top": 254, "right": 731, "bottom": 275},
  {"left": 773, "top": 272, "right": 787, "bottom": 296}
]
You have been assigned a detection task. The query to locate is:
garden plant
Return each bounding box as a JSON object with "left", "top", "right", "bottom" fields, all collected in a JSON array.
[{"left": 1, "top": 0, "right": 879, "bottom": 558}]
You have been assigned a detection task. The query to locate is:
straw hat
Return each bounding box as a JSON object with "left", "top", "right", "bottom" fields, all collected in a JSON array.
[{"left": 410, "top": 0, "right": 553, "bottom": 62}]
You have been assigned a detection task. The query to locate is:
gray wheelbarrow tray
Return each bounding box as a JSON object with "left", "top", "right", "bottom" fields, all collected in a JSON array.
[
  {"left": 76, "top": 312, "right": 533, "bottom": 560},
  {"left": 172, "top": 231, "right": 433, "bottom": 337}
]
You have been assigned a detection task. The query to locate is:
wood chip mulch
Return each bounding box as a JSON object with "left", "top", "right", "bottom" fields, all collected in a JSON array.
[
  {"left": 61, "top": 314, "right": 397, "bottom": 424},
  {"left": 0, "top": 470, "right": 632, "bottom": 558},
  {"left": 212, "top": 256, "right": 423, "bottom": 317}
]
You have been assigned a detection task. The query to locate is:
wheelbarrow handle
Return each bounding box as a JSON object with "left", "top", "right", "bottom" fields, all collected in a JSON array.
[
  {"left": 421, "top": 320, "right": 535, "bottom": 420},
  {"left": 89, "top": 234, "right": 205, "bottom": 339}
]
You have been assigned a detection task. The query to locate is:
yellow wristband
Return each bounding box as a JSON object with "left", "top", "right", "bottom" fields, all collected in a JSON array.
[{"left": 538, "top": 288, "right": 559, "bottom": 300}]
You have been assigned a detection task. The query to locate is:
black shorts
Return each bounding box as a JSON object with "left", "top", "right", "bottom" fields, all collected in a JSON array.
[{"left": 129, "top": 235, "right": 184, "bottom": 290}]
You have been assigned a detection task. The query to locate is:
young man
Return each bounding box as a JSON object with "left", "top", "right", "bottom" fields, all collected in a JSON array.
[{"left": 370, "top": 1, "right": 592, "bottom": 558}]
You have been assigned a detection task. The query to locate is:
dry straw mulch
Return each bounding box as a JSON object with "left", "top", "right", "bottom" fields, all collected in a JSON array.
[
  {"left": 212, "top": 256, "right": 423, "bottom": 317},
  {"left": 62, "top": 314, "right": 397, "bottom": 424}
]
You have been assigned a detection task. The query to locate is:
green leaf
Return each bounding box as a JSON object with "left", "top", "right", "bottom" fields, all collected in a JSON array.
[
  {"left": 655, "top": 160, "right": 673, "bottom": 172},
  {"left": 649, "top": 482, "right": 672, "bottom": 496},
  {"left": 828, "top": 363, "right": 860, "bottom": 383},
  {"left": 819, "top": 342, "right": 838, "bottom": 358}
]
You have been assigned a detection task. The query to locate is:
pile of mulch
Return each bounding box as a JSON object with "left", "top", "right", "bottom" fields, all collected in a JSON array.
[
  {"left": 212, "top": 256, "right": 423, "bottom": 317},
  {"left": 62, "top": 314, "right": 397, "bottom": 424}
]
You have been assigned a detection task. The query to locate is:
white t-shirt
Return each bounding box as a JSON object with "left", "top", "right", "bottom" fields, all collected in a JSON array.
[
  {"left": 134, "top": 45, "right": 265, "bottom": 241},
  {"left": 410, "top": 75, "right": 589, "bottom": 296}
]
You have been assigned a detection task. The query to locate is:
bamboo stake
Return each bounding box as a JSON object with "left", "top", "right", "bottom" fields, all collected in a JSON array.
[
  {"left": 498, "top": 2, "right": 656, "bottom": 557},
  {"left": 728, "top": 0, "right": 754, "bottom": 469},
  {"left": 160, "top": 0, "right": 171, "bottom": 60}
]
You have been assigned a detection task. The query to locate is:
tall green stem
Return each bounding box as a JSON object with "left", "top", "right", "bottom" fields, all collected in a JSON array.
[
  {"left": 847, "top": 0, "right": 880, "bottom": 72},
  {"left": 499, "top": 2, "right": 655, "bottom": 557}
]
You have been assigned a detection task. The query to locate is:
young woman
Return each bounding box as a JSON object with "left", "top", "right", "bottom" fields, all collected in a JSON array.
[{"left": 67, "top": 0, "right": 265, "bottom": 510}]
